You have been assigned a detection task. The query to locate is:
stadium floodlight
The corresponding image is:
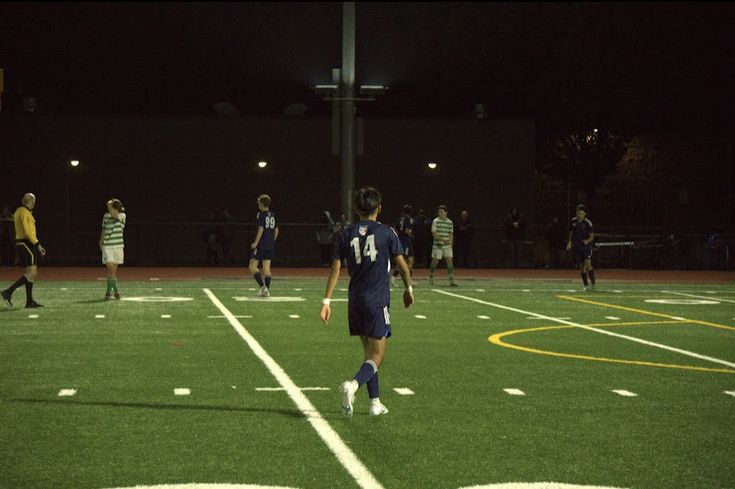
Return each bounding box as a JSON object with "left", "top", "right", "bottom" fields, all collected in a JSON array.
[
  {"left": 70, "top": 159, "right": 80, "bottom": 167},
  {"left": 312, "top": 84, "right": 338, "bottom": 95},
  {"left": 359, "top": 85, "right": 387, "bottom": 97},
  {"left": 258, "top": 161, "right": 268, "bottom": 168},
  {"left": 427, "top": 162, "right": 438, "bottom": 169}
]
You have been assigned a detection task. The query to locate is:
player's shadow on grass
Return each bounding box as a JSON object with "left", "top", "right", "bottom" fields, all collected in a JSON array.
[
  {"left": 73, "top": 298, "right": 114, "bottom": 304},
  {"left": 9, "top": 397, "right": 305, "bottom": 418}
]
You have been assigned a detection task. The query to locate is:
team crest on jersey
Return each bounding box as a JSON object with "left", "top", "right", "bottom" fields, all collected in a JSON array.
[{"left": 359, "top": 225, "right": 368, "bottom": 236}]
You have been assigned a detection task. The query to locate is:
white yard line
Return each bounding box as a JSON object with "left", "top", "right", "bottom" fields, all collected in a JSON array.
[
  {"left": 203, "top": 288, "right": 384, "bottom": 489},
  {"left": 433, "top": 289, "right": 735, "bottom": 370},
  {"left": 661, "top": 290, "right": 735, "bottom": 304}
]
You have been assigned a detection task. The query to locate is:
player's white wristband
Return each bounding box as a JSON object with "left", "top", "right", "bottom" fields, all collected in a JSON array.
[
  {"left": 407, "top": 286, "right": 413, "bottom": 293},
  {"left": 322, "top": 298, "right": 331, "bottom": 305}
]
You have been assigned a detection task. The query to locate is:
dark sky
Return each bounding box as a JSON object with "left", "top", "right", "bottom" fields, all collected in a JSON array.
[{"left": 2, "top": 2, "right": 734, "bottom": 135}]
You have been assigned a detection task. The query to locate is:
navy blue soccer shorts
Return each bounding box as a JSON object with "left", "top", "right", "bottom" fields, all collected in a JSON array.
[
  {"left": 348, "top": 304, "right": 392, "bottom": 338},
  {"left": 251, "top": 247, "right": 274, "bottom": 262},
  {"left": 573, "top": 244, "right": 593, "bottom": 266},
  {"left": 401, "top": 238, "right": 414, "bottom": 258}
]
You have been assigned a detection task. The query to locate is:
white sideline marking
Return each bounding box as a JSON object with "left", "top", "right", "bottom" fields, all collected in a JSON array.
[
  {"left": 28, "top": 314, "right": 39, "bottom": 319},
  {"left": 204, "top": 288, "right": 385, "bottom": 489},
  {"left": 612, "top": 390, "right": 637, "bottom": 397},
  {"left": 671, "top": 316, "right": 686, "bottom": 320},
  {"left": 662, "top": 290, "right": 735, "bottom": 304},
  {"left": 503, "top": 388, "right": 525, "bottom": 396},
  {"left": 724, "top": 391, "right": 735, "bottom": 398},
  {"left": 58, "top": 389, "right": 77, "bottom": 397},
  {"left": 457, "top": 483, "right": 628, "bottom": 489},
  {"left": 393, "top": 388, "right": 414, "bottom": 396},
  {"left": 433, "top": 289, "right": 735, "bottom": 370},
  {"left": 101, "top": 484, "right": 300, "bottom": 489},
  {"left": 605, "top": 316, "right": 620, "bottom": 320},
  {"left": 646, "top": 299, "right": 719, "bottom": 305},
  {"left": 161, "top": 315, "right": 172, "bottom": 319},
  {"left": 174, "top": 388, "right": 191, "bottom": 396},
  {"left": 527, "top": 317, "right": 570, "bottom": 320},
  {"left": 475, "top": 289, "right": 486, "bottom": 292},
  {"left": 288, "top": 315, "right": 300, "bottom": 319},
  {"left": 477, "top": 315, "right": 490, "bottom": 319},
  {"left": 256, "top": 387, "right": 330, "bottom": 392},
  {"left": 95, "top": 314, "right": 105, "bottom": 319},
  {"left": 414, "top": 315, "right": 427, "bottom": 319}
]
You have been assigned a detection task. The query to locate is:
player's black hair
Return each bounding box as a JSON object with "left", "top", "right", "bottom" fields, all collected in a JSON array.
[
  {"left": 259, "top": 194, "right": 272, "bottom": 207},
  {"left": 353, "top": 186, "right": 382, "bottom": 216},
  {"left": 402, "top": 204, "right": 412, "bottom": 214},
  {"left": 576, "top": 204, "right": 586, "bottom": 212},
  {"left": 437, "top": 204, "right": 448, "bottom": 212},
  {"left": 110, "top": 199, "right": 125, "bottom": 212}
]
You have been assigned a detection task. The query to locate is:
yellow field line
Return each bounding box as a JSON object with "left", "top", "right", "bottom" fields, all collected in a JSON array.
[
  {"left": 488, "top": 323, "right": 735, "bottom": 374},
  {"left": 558, "top": 295, "right": 735, "bottom": 332}
]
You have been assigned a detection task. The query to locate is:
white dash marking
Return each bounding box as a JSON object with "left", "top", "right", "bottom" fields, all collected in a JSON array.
[
  {"left": 567, "top": 289, "right": 577, "bottom": 292},
  {"left": 475, "top": 288, "right": 485, "bottom": 292},
  {"left": 95, "top": 314, "right": 105, "bottom": 319},
  {"left": 394, "top": 387, "right": 414, "bottom": 396},
  {"left": 288, "top": 314, "right": 300, "bottom": 319},
  {"left": 613, "top": 290, "right": 623, "bottom": 293},
  {"left": 174, "top": 388, "right": 191, "bottom": 396},
  {"left": 161, "top": 314, "right": 172, "bottom": 319},
  {"left": 256, "top": 387, "right": 330, "bottom": 392},
  {"left": 231, "top": 385, "right": 237, "bottom": 389},
  {"left": 477, "top": 315, "right": 490, "bottom": 319},
  {"left": 28, "top": 314, "right": 39, "bottom": 319},
  {"left": 724, "top": 390, "right": 735, "bottom": 398},
  {"left": 149, "top": 277, "right": 160, "bottom": 281},
  {"left": 58, "top": 389, "right": 77, "bottom": 397},
  {"left": 605, "top": 316, "right": 621, "bottom": 320},
  {"left": 60, "top": 287, "right": 68, "bottom": 291},
  {"left": 503, "top": 388, "right": 525, "bottom": 396},
  {"left": 155, "top": 287, "right": 163, "bottom": 291},
  {"left": 248, "top": 288, "right": 256, "bottom": 291},
  {"left": 414, "top": 315, "right": 427, "bottom": 319},
  {"left": 294, "top": 288, "right": 303, "bottom": 291},
  {"left": 339, "top": 288, "right": 348, "bottom": 292},
  {"left": 521, "top": 289, "right": 531, "bottom": 293},
  {"left": 612, "top": 389, "right": 637, "bottom": 397}
]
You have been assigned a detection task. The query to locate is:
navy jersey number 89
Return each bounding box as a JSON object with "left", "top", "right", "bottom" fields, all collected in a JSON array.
[{"left": 334, "top": 220, "right": 404, "bottom": 307}]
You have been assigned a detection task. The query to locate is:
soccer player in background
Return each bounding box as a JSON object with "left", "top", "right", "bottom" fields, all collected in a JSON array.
[
  {"left": 428, "top": 204, "right": 457, "bottom": 286},
  {"left": 1, "top": 193, "right": 46, "bottom": 308},
  {"left": 99, "top": 199, "right": 126, "bottom": 300},
  {"left": 391, "top": 204, "right": 415, "bottom": 287},
  {"left": 320, "top": 186, "right": 414, "bottom": 417},
  {"left": 567, "top": 204, "right": 596, "bottom": 291},
  {"left": 249, "top": 194, "right": 279, "bottom": 297}
]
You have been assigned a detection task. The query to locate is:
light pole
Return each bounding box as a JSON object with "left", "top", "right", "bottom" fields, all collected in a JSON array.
[
  {"left": 311, "top": 2, "right": 387, "bottom": 219},
  {"left": 66, "top": 159, "right": 79, "bottom": 263}
]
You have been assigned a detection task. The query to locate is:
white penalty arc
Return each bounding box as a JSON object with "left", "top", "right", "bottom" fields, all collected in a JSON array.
[{"left": 101, "top": 484, "right": 299, "bottom": 489}]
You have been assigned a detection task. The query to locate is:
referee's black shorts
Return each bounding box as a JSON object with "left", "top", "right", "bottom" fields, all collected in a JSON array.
[{"left": 15, "top": 239, "right": 40, "bottom": 267}]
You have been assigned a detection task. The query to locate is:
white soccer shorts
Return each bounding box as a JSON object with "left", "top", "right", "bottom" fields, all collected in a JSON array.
[
  {"left": 102, "top": 247, "right": 125, "bottom": 265},
  {"left": 431, "top": 245, "right": 453, "bottom": 260}
]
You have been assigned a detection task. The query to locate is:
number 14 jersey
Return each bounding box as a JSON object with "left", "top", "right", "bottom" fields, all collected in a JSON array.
[{"left": 334, "top": 220, "right": 404, "bottom": 307}]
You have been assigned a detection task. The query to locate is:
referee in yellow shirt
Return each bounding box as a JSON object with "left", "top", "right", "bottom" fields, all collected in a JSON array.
[{"left": 1, "top": 193, "right": 46, "bottom": 308}]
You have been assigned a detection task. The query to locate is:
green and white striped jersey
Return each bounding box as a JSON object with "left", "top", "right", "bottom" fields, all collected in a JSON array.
[
  {"left": 102, "top": 212, "right": 126, "bottom": 248},
  {"left": 431, "top": 217, "right": 453, "bottom": 248}
]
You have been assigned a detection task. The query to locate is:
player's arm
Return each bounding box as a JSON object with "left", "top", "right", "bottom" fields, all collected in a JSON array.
[
  {"left": 566, "top": 231, "right": 573, "bottom": 251},
  {"left": 274, "top": 226, "right": 279, "bottom": 242},
  {"left": 584, "top": 232, "right": 595, "bottom": 245},
  {"left": 320, "top": 258, "right": 342, "bottom": 324},
  {"left": 99, "top": 227, "right": 105, "bottom": 249},
  {"left": 107, "top": 201, "right": 119, "bottom": 220},
  {"left": 394, "top": 254, "right": 414, "bottom": 307},
  {"left": 251, "top": 226, "right": 264, "bottom": 249}
]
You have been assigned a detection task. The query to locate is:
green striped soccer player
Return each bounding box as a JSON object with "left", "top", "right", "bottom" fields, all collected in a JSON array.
[{"left": 99, "top": 199, "right": 126, "bottom": 300}]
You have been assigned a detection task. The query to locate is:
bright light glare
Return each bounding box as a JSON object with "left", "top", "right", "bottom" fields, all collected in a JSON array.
[
  {"left": 427, "top": 162, "right": 437, "bottom": 169},
  {"left": 258, "top": 161, "right": 267, "bottom": 168},
  {"left": 70, "top": 160, "right": 80, "bottom": 167}
]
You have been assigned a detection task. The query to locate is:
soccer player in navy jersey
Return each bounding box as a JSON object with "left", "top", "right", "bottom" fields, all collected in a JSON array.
[
  {"left": 391, "top": 204, "right": 415, "bottom": 287},
  {"left": 320, "top": 186, "right": 414, "bottom": 417},
  {"left": 249, "top": 194, "right": 279, "bottom": 297},
  {"left": 566, "top": 204, "right": 596, "bottom": 291}
]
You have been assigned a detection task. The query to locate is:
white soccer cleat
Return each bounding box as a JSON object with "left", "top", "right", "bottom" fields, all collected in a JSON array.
[
  {"left": 262, "top": 287, "right": 270, "bottom": 297},
  {"left": 368, "top": 401, "right": 389, "bottom": 416},
  {"left": 341, "top": 380, "right": 357, "bottom": 417}
]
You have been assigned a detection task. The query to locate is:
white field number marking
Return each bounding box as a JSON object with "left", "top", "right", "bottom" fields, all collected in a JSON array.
[
  {"left": 503, "top": 388, "right": 525, "bottom": 396},
  {"left": 611, "top": 390, "right": 637, "bottom": 397},
  {"left": 58, "top": 389, "right": 77, "bottom": 397},
  {"left": 393, "top": 388, "right": 414, "bottom": 395},
  {"left": 174, "top": 388, "right": 191, "bottom": 396}
]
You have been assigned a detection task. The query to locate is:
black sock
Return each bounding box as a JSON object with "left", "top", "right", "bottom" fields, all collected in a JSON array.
[
  {"left": 581, "top": 272, "right": 589, "bottom": 286},
  {"left": 588, "top": 270, "right": 596, "bottom": 284},
  {"left": 8, "top": 275, "right": 28, "bottom": 293},
  {"left": 25, "top": 281, "right": 34, "bottom": 303}
]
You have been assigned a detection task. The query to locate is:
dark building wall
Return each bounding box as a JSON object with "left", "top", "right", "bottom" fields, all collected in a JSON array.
[{"left": 1, "top": 114, "right": 535, "bottom": 266}]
